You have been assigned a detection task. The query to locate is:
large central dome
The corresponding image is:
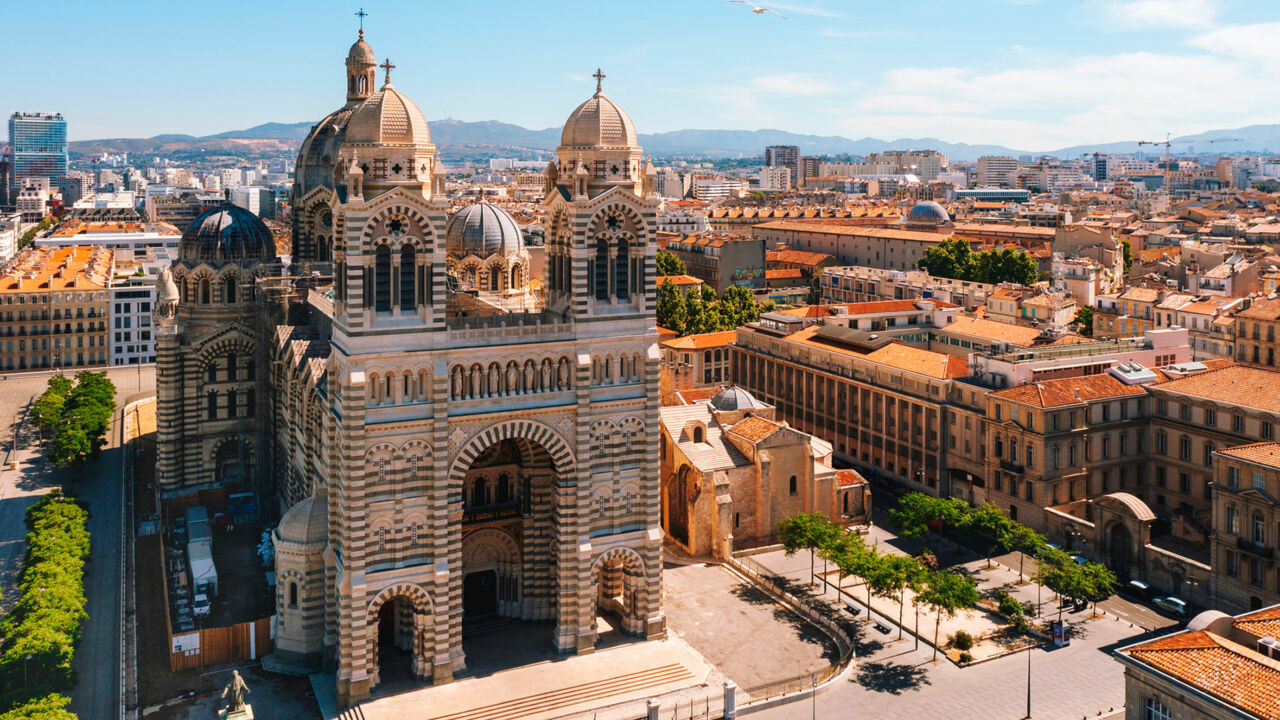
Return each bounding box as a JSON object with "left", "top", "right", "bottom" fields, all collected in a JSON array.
[
  {"left": 346, "top": 85, "right": 431, "bottom": 145},
  {"left": 446, "top": 203, "right": 523, "bottom": 258},
  {"left": 180, "top": 205, "right": 276, "bottom": 265},
  {"left": 560, "top": 89, "right": 637, "bottom": 148}
]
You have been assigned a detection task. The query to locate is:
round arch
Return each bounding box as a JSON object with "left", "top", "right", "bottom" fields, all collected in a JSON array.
[{"left": 447, "top": 418, "right": 577, "bottom": 489}]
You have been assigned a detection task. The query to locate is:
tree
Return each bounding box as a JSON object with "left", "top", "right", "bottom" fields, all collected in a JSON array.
[
  {"left": 879, "top": 554, "right": 921, "bottom": 641},
  {"left": 889, "top": 493, "right": 966, "bottom": 560},
  {"left": 777, "top": 512, "right": 839, "bottom": 587},
  {"left": 1079, "top": 561, "right": 1118, "bottom": 617},
  {"left": 40, "top": 372, "right": 116, "bottom": 469},
  {"left": 656, "top": 279, "right": 687, "bottom": 333},
  {"left": 1120, "top": 238, "right": 1134, "bottom": 274},
  {"left": 719, "top": 285, "right": 763, "bottom": 328},
  {"left": 999, "top": 523, "right": 1045, "bottom": 584},
  {"left": 1074, "top": 305, "right": 1095, "bottom": 337},
  {"left": 962, "top": 502, "right": 1012, "bottom": 570},
  {"left": 1033, "top": 548, "right": 1079, "bottom": 621},
  {"left": 917, "top": 238, "right": 973, "bottom": 280},
  {"left": 806, "top": 274, "right": 822, "bottom": 305},
  {"left": 0, "top": 694, "right": 76, "bottom": 720},
  {"left": 971, "top": 248, "right": 1039, "bottom": 286},
  {"left": 31, "top": 377, "right": 73, "bottom": 437},
  {"left": 656, "top": 250, "right": 686, "bottom": 277},
  {"left": 918, "top": 570, "right": 978, "bottom": 661}
]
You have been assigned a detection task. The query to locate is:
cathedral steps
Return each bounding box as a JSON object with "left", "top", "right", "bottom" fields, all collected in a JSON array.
[
  {"left": 338, "top": 705, "right": 368, "bottom": 720},
  {"left": 423, "top": 662, "right": 694, "bottom": 720}
]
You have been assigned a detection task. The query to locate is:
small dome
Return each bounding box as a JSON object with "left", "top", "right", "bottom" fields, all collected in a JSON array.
[
  {"left": 561, "top": 91, "right": 638, "bottom": 148},
  {"left": 446, "top": 203, "right": 523, "bottom": 258},
  {"left": 710, "top": 386, "right": 766, "bottom": 412},
  {"left": 905, "top": 201, "right": 951, "bottom": 225},
  {"left": 347, "top": 30, "right": 375, "bottom": 65},
  {"left": 276, "top": 496, "right": 328, "bottom": 546},
  {"left": 179, "top": 205, "right": 276, "bottom": 265},
  {"left": 346, "top": 85, "right": 431, "bottom": 145}
]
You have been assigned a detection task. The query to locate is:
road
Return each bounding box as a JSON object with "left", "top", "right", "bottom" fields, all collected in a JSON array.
[{"left": 0, "top": 365, "right": 154, "bottom": 719}]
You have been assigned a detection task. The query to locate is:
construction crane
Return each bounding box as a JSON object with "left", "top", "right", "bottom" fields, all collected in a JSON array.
[{"left": 1138, "top": 135, "right": 1244, "bottom": 193}]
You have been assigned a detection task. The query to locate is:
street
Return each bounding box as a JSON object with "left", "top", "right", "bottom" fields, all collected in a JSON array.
[{"left": 0, "top": 365, "right": 154, "bottom": 720}]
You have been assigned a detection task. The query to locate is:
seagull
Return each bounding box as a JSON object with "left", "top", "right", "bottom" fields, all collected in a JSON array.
[{"left": 731, "top": 0, "right": 788, "bottom": 19}]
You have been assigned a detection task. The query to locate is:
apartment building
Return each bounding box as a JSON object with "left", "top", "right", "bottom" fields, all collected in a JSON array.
[
  {"left": 1234, "top": 295, "right": 1280, "bottom": 368},
  {"left": 1211, "top": 444, "right": 1280, "bottom": 613},
  {"left": 664, "top": 233, "right": 765, "bottom": 293},
  {"left": 752, "top": 221, "right": 948, "bottom": 272},
  {"left": 659, "top": 330, "right": 736, "bottom": 388},
  {"left": 821, "top": 266, "right": 995, "bottom": 311},
  {"left": 0, "top": 245, "right": 112, "bottom": 370}
]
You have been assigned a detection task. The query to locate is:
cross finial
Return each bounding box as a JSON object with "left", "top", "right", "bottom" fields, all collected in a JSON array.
[
  {"left": 355, "top": 7, "right": 368, "bottom": 31},
  {"left": 593, "top": 68, "right": 606, "bottom": 94},
  {"left": 380, "top": 58, "right": 395, "bottom": 85}
]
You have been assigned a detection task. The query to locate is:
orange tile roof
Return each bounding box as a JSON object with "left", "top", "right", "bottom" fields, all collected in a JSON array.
[
  {"left": 1153, "top": 364, "right": 1280, "bottom": 415},
  {"left": 942, "top": 315, "right": 1087, "bottom": 347},
  {"left": 727, "top": 415, "right": 782, "bottom": 443},
  {"left": 1235, "top": 606, "right": 1280, "bottom": 641},
  {"left": 767, "top": 249, "right": 837, "bottom": 266},
  {"left": 1217, "top": 442, "right": 1280, "bottom": 470},
  {"left": 0, "top": 245, "right": 113, "bottom": 293},
  {"left": 753, "top": 221, "right": 948, "bottom": 243},
  {"left": 1237, "top": 296, "right": 1280, "bottom": 321},
  {"left": 669, "top": 387, "right": 721, "bottom": 405},
  {"left": 765, "top": 268, "right": 804, "bottom": 280},
  {"left": 1127, "top": 630, "right": 1280, "bottom": 720},
  {"left": 836, "top": 468, "right": 866, "bottom": 487},
  {"left": 862, "top": 342, "right": 969, "bottom": 379},
  {"left": 657, "top": 274, "right": 704, "bottom": 287},
  {"left": 993, "top": 372, "right": 1148, "bottom": 408},
  {"left": 661, "top": 330, "right": 738, "bottom": 350}
]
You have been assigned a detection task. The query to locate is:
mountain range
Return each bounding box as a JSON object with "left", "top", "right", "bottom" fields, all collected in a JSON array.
[{"left": 70, "top": 120, "right": 1280, "bottom": 161}]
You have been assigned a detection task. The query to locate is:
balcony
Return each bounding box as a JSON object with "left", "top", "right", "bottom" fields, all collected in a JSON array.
[
  {"left": 1000, "top": 458, "right": 1024, "bottom": 473},
  {"left": 463, "top": 502, "right": 522, "bottom": 524},
  {"left": 1237, "top": 536, "right": 1275, "bottom": 560}
]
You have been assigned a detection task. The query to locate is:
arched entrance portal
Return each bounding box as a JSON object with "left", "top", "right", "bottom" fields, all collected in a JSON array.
[
  {"left": 365, "top": 583, "right": 434, "bottom": 692},
  {"left": 1109, "top": 524, "right": 1133, "bottom": 580},
  {"left": 590, "top": 548, "right": 651, "bottom": 641},
  {"left": 461, "top": 527, "right": 522, "bottom": 622}
]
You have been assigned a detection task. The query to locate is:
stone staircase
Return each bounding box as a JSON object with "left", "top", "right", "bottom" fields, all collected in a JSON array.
[
  {"left": 422, "top": 663, "right": 695, "bottom": 720},
  {"left": 337, "top": 705, "right": 368, "bottom": 720}
]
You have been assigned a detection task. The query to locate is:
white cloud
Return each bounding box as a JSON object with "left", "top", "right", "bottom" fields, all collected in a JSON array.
[
  {"left": 821, "top": 27, "right": 917, "bottom": 40},
  {"left": 752, "top": 73, "right": 838, "bottom": 95},
  {"left": 838, "top": 48, "right": 1278, "bottom": 148},
  {"left": 1188, "top": 22, "right": 1280, "bottom": 64},
  {"left": 1096, "top": 0, "right": 1217, "bottom": 28},
  {"left": 765, "top": 2, "right": 842, "bottom": 18}
]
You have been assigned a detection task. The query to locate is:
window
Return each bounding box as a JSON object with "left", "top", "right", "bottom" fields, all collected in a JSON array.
[
  {"left": 1101, "top": 404, "right": 1110, "bottom": 422},
  {"left": 789, "top": 475, "right": 798, "bottom": 495},
  {"left": 1179, "top": 436, "right": 1191, "bottom": 461},
  {"left": 1226, "top": 549, "right": 1238, "bottom": 576},
  {"left": 1025, "top": 446, "right": 1033, "bottom": 468},
  {"left": 1143, "top": 699, "right": 1170, "bottom": 720},
  {"left": 1025, "top": 481, "right": 1033, "bottom": 502},
  {"left": 374, "top": 245, "right": 392, "bottom": 311},
  {"left": 1051, "top": 447, "right": 1060, "bottom": 471},
  {"left": 1255, "top": 472, "right": 1266, "bottom": 491},
  {"left": 1234, "top": 415, "right": 1244, "bottom": 433},
  {"left": 1101, "top": 436, "right": 1110, "bottom": 459},
  {"left": 1179, "top": 473, "right": 1190, "bottom": 494},
  {"left": 1156, "top": 466, "right": 1166, "bottom": 487},
  {"left": 400, "top": 245, "right": 416, "bottom": 311},
  {"left": 995, "top": 404, "right": 1002, "bottom": 421},
  {"left": 1180, "top": 404, "right": 1191, "bottom": 421},
  {"left": 1069, "top": 444, "right": 1077, "bottom": 467},
  {"left": 1253, "top": 513, "right": 1266, "bottom": 546},
  {"left": 594, "top": 238, "right": 610, "bottom": 300},
  {"left": 1156, "top": 432, "right": 1166, "bottom": 455},
  {"left": 1228, "top": 505, "right": 1240, "bottom": 535},
  {"left": 288, "top": 582, "right": 298, "bottom": 608},
  {"left": 1205, "top": 409, "right": 1216, "bottom": 427},
  {"left": 1265, "top": 422, "right": 1274, "bottom": 440},
  {"left": 1204, "top": 444, "right": 1215, "bottom": 468},
  {"left": 615, "top": 238, "right": 630, "bottom": 299},
  {"left": 223, "top": 275, "right": 236, "bottom": 304},
  {"left": 1228, "top": 466, "right": 1239, "bottom": 488}
]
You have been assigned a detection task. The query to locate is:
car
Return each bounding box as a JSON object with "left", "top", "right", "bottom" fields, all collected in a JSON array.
[
  {"left": 1069, "top": 554, "right": 1087, "bottom": 566},
  {"left": 1153, "top": 596, "right": 1188, "bottom": 616},
  {"left": 192, "top": 593, "right": 211, "bottom": 618},
  {"left": 1122, "top": 580, "right": 1153, "bottom": 600}
]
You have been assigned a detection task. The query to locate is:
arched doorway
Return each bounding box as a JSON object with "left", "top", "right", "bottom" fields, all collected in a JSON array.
[
  {"left": 214, "top": 439, "right": 251, "bottom": 486},
  {"left": 1109, "top": 524, "right": 1133, "bottom": 579},
  {"left": 665, "top": 465, "right": 692, "bottom": 546},
  {"left": 590, "top": 548, "right": 650, "bottom": 643},
  {"left": 365, "top": 583, "right": 434, "bottom": 692},
  {"left": 460, "top": 527, "right": 521, "bottom": 623}
]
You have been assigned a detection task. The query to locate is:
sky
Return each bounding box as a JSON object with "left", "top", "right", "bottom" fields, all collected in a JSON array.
[{"left": 4, "top": 0, "right": 1279, "bottom": 150}]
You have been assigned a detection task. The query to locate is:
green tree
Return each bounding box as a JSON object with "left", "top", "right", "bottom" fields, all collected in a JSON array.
[
  {"left": 719, "top": 285, "right": 763, "bottom": 328},
  {"left": 1079, "top": 561, "right": 1118, "bottom": 617},
  {"left": 31, "top": 377, "right": 73, "bottom": 437},
  {"left": 962, "top": 502, "right": 1012, "bottom": 570},
  {"left": 1120, "top": 238, "right": 1133, "bottom": 274},
  {"left": 889, "top": 492, "right": 966, "bottom": 560},
  {"left": 972, "top": 248, "right": 1039, "bottom": 286},
  {"left": 43, "top": 372, "right": 116, "bottom": 469},
  {"left": 806, "top": 274, "right": 822, "bottom": 305},
  {"left": 1033, "top": 548, "right": 1079, "bottom": 621},
  {"left": 1074, "top": 305, "right": 1095, "bottom": 337},
  {"left": 778, "top": 512, "right": 839, "bottom": 587},
  {"left": 916, "top": 238, "right": 973, "bottom": 280},
  {"left": 0, "top": 693, "right": 77, "bottom": 720},
  {"left": 656, "top": 250, "right": 686, "bottom": 277},
  {"left": 656, "top": 279, "right": 687, "bottom": 333},
  {"left": 999, "top": 523, "right": 1045, "bottom": 584},
  {"left": 918, "top": 570, "right": 979, "bottom": 661}
]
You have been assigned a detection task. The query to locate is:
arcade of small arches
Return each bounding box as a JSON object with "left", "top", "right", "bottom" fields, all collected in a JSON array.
[
  {"left": 449, "top": 357, "right": 574, "bottom": 401},
  {"left": 446, "top": 255, "right": 528, "bottom": 294},
  {"left": 172, "top": 265, "right": 260, "bottom": 306}
]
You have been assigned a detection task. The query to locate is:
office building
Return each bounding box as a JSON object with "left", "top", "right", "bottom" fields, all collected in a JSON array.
[
  {"left": 976, "top": 156, "right": 1020, "bottom": 187},
  {"left": 756, "top": 165, "right": 791, "bottom": 192},
  {"left": 0, "top": 212, "right": 21, "bottom": 263},
  {"left": 8, "top": 112, "right": 67, "bottom": 199},
  {"left": 764, "top": 145, "right": 799, "bottom": 189}
]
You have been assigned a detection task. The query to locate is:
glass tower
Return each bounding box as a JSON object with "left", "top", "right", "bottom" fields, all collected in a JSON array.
[{"left": 8, "top": 112, "right": 68, "bottom": 196}]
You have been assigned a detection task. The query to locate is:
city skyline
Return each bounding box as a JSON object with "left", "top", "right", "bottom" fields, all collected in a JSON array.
[{"left": 4, "top": 0, "right": 1278, "bottom": 149}]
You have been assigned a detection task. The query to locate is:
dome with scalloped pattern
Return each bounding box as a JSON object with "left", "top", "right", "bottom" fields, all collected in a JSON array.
[
  {"left": 347, "top": 29, "right": 374, "bottom": 65},
  {"left": 276, "top": 496, "right": 328, "bottom": 546},
  {"left": 179, "top": 205, "right": 276, "bottom": 264},
  {"left": 346, "top": 85, "right": 431, "bottom": 145},
  {"left": 560, "top": 89, "right": 638, "bottom": 148},
  {"left": 446, "top": 203, "right": 523, "bottom": 258}
]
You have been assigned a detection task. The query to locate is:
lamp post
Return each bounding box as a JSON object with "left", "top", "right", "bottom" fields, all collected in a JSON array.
[
  {"left": 23, "top": 653, "right": 31, "bottom": 688},
  {"left": 1024, "top": 643, "right": 1032, "bottom": 719}
]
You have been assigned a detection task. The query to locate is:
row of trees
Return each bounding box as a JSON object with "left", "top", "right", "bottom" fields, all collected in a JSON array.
[
  {"left": 16, "top": 217, "right": 56, "bottom": 252},
  {"left": 0, "top": 492, "right": 90, "bottom": 717},
  {"left": 31, "top": 372, "right": 116, "bottom": 469},
  {"left": 888, "top": 492, "right": 1118, "bottom": 621},
  {"left": 656, "top": 281, "right": 773, "bottom": 336},
  {"left": 778, "top": 511, "right": 979, "bottom": 661},
  {"left": 916, "top": 238, "right": 1040, "bottom": 286}
]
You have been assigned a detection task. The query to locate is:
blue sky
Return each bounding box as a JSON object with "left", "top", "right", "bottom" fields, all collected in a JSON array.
[{"left": 5, "top": 0, "right": 1278, "bottom": 149}]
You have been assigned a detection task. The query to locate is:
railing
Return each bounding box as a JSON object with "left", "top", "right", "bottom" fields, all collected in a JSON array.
[
  {"left": 1237, "top": 536, "right": 1275, "bottom": 560},
  {"left": 463, "top": 503, "right": 522, "bottom": 524},
  {"left": 444, "top": 309, "right": 571, "bottom": 331}
]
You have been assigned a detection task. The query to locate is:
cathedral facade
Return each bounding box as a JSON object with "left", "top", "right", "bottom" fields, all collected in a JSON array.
[{"left": 155, "top": 30, "right": 666, "bottom": 707}]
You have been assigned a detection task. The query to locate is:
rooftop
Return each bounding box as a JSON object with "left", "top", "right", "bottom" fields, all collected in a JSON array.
[
  {"left": 660, "top": 330, "right": 738, "bottom": 350},
  {"left": 992, "top": 372, "right": 1148, "bottom": 408},
  {"left": 1153, "top": 364, "right": 1280, "bottom": 415},
  {"left": 0, "top": 246, "right": 113, "bottom": 293},
  {"left": 753, "top": 220, "right": 949, "bottom": 243},
  {"left": 1216, "top": 442, "right": 1280, "bottom": 470},
  {"left": 941, "top": 315, "right": 1087, "bottom": 347},
  {"left": 1123, "top": 626, "right": 1280, "bottom": 720}
]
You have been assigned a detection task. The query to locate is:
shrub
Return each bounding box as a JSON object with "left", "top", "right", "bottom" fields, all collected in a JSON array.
[
  {"left": 0, "top": 693, "right": 76, "bottom": 720},
  {"left": 998, "top": 594, "right": 1023, "bottom": 618},
  {"left": 957, "top": 651, "right": 974, "bottom": 665},
  {"left": 1022, "top": 600, "right": 1037, "bottom": 618},
  {"left": 949, "top": 630, "right": 975, "bottom": 651}
]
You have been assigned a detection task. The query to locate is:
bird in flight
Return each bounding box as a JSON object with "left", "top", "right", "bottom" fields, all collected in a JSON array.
[{"left": 731, "top": 1, "right": 788, "bottom": 19}]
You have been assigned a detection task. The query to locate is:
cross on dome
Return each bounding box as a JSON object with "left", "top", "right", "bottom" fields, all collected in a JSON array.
[
  {"left": 380, "top": 58, "right": 395, "bottom": 85},
  {"left": 355, "top": 7, "right": 368, "bottom": 29},
  {"left": 593, "top": 68, "right": 606, "bottom": 94}
]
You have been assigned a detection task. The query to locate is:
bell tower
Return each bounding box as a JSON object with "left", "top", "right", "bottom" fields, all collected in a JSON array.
[{"left": 346, "top": 26, "right": 377, "bottom": 103}]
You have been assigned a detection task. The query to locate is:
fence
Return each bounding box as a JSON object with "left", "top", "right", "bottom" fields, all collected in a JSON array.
[
  {"left": 168, "top": 617, "right": 273, "bottom": 672},
  {"left": 725, "top": 555, "right": 854, "bottom": 705}
]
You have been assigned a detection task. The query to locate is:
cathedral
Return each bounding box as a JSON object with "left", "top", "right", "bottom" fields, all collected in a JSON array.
[{"left": 154, "top": 28, "right": 666, "bottom": 707}]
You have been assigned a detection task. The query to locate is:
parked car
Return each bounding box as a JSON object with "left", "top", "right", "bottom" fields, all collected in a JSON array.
[
  {"left": 1153, "top": 596, "right": 1188, "bottom": 616},
  {"left": 1069, "top": 554, "right": 1087, "bottom": 566},
  {"left": 1122, "top": 580, "right": 1153, "bottom": 600},
  {"left": 193, "top": 593, "right": 211, "bottom": 618}
]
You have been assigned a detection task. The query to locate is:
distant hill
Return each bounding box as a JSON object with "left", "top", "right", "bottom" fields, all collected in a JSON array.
[{"left": 72, "top": 119, "right": 1280, "bottom": 161}]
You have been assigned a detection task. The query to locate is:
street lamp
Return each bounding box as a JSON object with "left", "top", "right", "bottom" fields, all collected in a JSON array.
[
  {"left": 1024, "top": 643, "right": 1032, "bottom": 719},
  {"left": 23, "top": 653, "right": 31, "bottom": 688}
]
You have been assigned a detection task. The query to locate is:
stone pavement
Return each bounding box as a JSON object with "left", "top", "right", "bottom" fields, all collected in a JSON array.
[
  {"left": 313, "top": 636, "right": 711, "bottom": 720},
  {"left": 663, "top": 563, "right": 837, "bottom": 691}
]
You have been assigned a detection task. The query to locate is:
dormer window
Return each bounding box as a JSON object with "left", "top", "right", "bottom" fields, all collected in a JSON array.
[{"left": 693, "top": 426, "right": 704, "bottom": 443}]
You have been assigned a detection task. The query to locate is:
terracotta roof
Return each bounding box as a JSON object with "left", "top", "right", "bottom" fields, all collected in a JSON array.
[
  {"left": 836, "top": 468, "right": 866, "bottom": 487},
  {"left": 657, "top": 274, "right": 704, "bottom": 287},
  {"left": 661, "top": 330, "right": 738, "bottom": 350},
  {"left": 0, "top": 245, "right": 113, "bottom": 293},
  {"left": 787, "top": 325, "right": 967, "bottom": 379},
  {"left": 1237, "top": 296, "right": 1280, "bottom": 321},
  {"left": 1235, "top": 606, "right": 1280, "bottom": 641},
  {"left": 1119, "top": 287, "right": 1161, "bottom": 302},
  {"left": 1153, "top": 364, "right": 1280, "bottom": 415},
  {"left": 1127, "top": 630, "right": 1280, "bottom": 720},
  {"left": 765, "top": 268, "right": 804, "bottom": 280},
  {"left": 1217, "top": 442, "right": 1280, "bottom": 469},
  {"left": 726, "top": 415, "right": 783, "bottom": 443},
  {"left": 753, "top": 221, "right": 948, "bottom": 243},
  {"left": 941, "top": 315, "right": 1087, "bottom": 347},
  {"left": 993, "top": 372, "right": 1147, "bottom": 408},
  {"left": 766, "top": 249, "right": 837, "bottom": 266}
]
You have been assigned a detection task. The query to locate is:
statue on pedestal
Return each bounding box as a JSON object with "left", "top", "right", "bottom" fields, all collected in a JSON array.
[{"left": 218, "top": 670, "right": 253, "bottom": 719}]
